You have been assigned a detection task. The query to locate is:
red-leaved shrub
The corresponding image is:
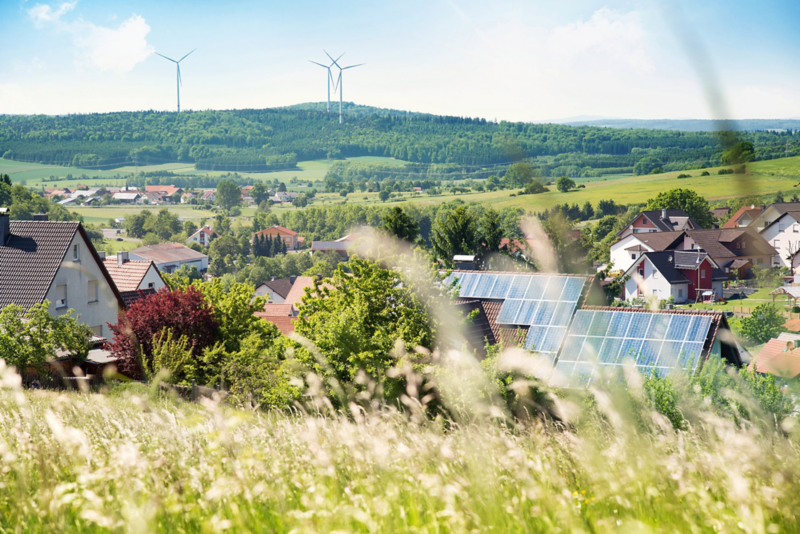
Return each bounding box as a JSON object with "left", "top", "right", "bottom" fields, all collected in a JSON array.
[{"left": 106, "top": 287, "right": 219, "bottom": 379}]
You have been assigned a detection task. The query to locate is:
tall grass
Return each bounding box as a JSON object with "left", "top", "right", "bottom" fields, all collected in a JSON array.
[{"left": 0, "top": 357, "right": 797, "bottom": 533}]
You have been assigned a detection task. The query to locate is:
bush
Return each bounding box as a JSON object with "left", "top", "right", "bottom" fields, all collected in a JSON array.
[
  {"left": 519, "top": 181, "right": 548, "bottom": 195},
  {"left": 738, "top": 303, "right": 784, "bottom": 344},
  {"left": 701, "top": 171, "right": 710, "bottom": 176},
  {"left": 677, "top": 173, "right": 691, "bottom": 179},
  {"left": 718, "top": 168, "right": 734, "bottom": 175}
]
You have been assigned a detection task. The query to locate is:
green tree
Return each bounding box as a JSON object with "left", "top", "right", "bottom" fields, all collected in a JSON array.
[
  {"left": 144, "top": 208, "right": 182, "bottom": 240},
  {"left": 292, "top": 194, "right": 308, "bottom": 208},
  {"left": 251, "top": 182, "right": 270, "bottom": 204},
  {"left": 208, "top": 235, "right": 240, "bottom": 276},
  {"left": 555, "top": 176, "right": 576, "bottom": 192},
  {"left": 520, "top": 181, "right": 548, "bottom": 195},
  {"left": 378, "top": 189, "right": 391, "bottom": 202},
  {"left": 592, "top": 215, "right": 618, "bottom": 242},
  {"left": 430, "top": 206, "right": 478, "bottom": 266},
  {"left": 645, "top": 188, "right": 714, "bottom": 228},
  {"left": 294, "top": 258, "right": 434, "bottom": 398},
  {"left": 739, "top": 303, "right": 784, "bottom": 344},
  {"left": 504, "top": 162, "right": 537, "bottom": 187},
  {"left": 277, "top": 182, "right": 287, "bottom": 192},
  {"left": 722, "top": 141, "right": 756, "bottom": 164},
  {"left": 478, "top": 208, "right": 503, "bottom": 252},
  {"left": 633, "top": 156, "right": 663, "bottom": 176},
  {"left": 0, "top": 301, "right": 91, "bottom": 373},
  {"left": 381, "top": 207, "right": 419, "bottom": 242},
  {"left": 216, "top": 180, "right": 242, "bottom": 212}
]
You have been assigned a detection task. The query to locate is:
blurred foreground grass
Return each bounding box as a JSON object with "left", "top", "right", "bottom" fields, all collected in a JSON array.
[{"left": 0, "top": 366, "right": 797, "bottom": 533}]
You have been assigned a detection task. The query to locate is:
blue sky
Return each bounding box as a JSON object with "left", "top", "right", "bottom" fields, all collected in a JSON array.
[{"left": 2, "top": 0, "right": 800, "bottom": 120}]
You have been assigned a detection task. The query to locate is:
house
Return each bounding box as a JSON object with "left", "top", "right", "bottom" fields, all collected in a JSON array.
[
  {"left": 113, "top": 192, "right": 140, "bottom": 203},
  {"left": 201, "top": 190, "right": 216, "bottom": 202},
  {"left": 101, "top": 251, "right": 166, "bottom": 306},
  {"left": 254, "top": 276, "right": 295, "bottom": 303},
  {"left": 145, "top": 185, "right": 182, "bottom": 199},
  {"left": 310, "top": 241, "right": 351, "bottom": 257},
  {"left": 710, "top": 207, "right": 731, "bottom": 227},
  {"left": 623, "top": 250, "right": 727, "bottom": 303},
  {"left": 252, "top": 225, "right": 301, "bottom": 250},
  {"left": 759, "top": 211, "right": 800, "bottom": 268},
  {"left": 129, "top": 243, "right": 209, "bottom": 274},
  {"left": 749, "top": 339, "right": 800, "bottom": 379},
  {"left": 681, "top": 228, "right": 776, "bottom": 274},
  {"left": 186, "top": 225, "right": 218, "bottom": 247},
  {"left": 270, "top": 192, "right": 299, "bottom": 203},
  {"left": 722, "top": 205, "right": 763, "bottom": 229},
  {"left": 608, "top": 232, "right": 686, "bottom": 274},
  {"left": 0, "top": 210, "right": 124, "bottom": 339},
  {"left": 616, "top": 209, "right": 700, "bottom": 239},
  {"left": 746, "top": 202, "right": 800, "bottom": 231},
  {"left": 140, "top": 190, "right": 169, "bottom": 205},
  {"left": 454, "top": 255, "right": 477, "bottom": 270},
  {"left": 254, "top": 276, "right": 325, "bottom": 334}
]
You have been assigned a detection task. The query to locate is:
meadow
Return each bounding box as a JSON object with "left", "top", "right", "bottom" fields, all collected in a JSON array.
[{"left": 0, "top": 355, "right": 797, "bottom": 533}]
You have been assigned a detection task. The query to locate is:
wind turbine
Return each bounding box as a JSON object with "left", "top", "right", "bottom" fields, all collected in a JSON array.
[
  {"left": 155, "top": 49, "right": 196, "bottom": 112},
  {"left": 326, "top": 51, "right": 364, "bottom": 124},
  {"left": 309, "top": 51, "right": 344, "bottom": 113}
]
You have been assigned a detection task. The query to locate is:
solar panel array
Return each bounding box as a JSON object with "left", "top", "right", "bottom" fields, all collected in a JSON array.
[
  {"left": 552, "top": 310, "right": 713, "bottom": 387},
  {"left": 446, "top": 272, "right": 587, "bottom": 359}
]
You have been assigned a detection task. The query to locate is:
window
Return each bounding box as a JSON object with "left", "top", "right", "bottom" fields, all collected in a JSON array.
[
  {"left": 774, "top": 240, "right": 780, "bottom": 248},
  {"left": 678, "top": 288, "right": 683, "bottom": 298},
  {"left": 652, "top": 289, "right": 657, "bottom": 296},
  {"left": 795, "top": 225, "right": 799, "bottom": 233},
  {"left": 701, "top": 270, "right": 706, "bottom": 279},
  {"left": 741, "top": 241, "right": 747, "bottom": 249},
  {"left": 90, "top": 325, "right": 102, "bottom": 337},
  {"left": 72, "top": 244, "right": 80, "bottom": 261},
  {"left": 148, "top": 282, "right": 155, "bottom": 289},
  {"left": 56, "top": 284, "right": 67, "bottom": 308},
  {"left": 631, "top": 254, "right": 636, "bottom": 260},
  {"left": 87, "top": 280, "right": 98, "bottom": 303},
  {"left": 757, "top": 257, "right": 763, "bottom": 265}
]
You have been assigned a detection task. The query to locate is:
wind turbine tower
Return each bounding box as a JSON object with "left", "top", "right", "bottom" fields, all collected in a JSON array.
[
  {"left": 309, "top": 51, "right": 343, "bottom": 113},
  {"left": 155, "top": 49, "right": 196, "bottom": 112},
  {"left": 326, "top": 52, "right": 364, "bottom": 124}
]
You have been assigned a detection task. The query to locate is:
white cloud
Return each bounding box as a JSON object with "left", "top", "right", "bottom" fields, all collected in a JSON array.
[
  {"left": 27, "top": 2, "right": 154, "bottom": 73},
  {"left": 73, "top": 15, "right": 154, "bottom": 72},
  {"left": 28, "top": 1, "right": 76, "bottom": 27},
  {"left": 546, "top": 8, "right": 653, "bottom": 73}
]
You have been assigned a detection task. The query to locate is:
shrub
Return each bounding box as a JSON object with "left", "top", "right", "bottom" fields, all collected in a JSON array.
[
  {"left": 738, "top": 303, "right": 784, "bottom": 344},
  {"left": 701, "top": 170, "right": 711, "bottom": 176},
  {"left": 677, "top": 173, "right": 691, "bottom": 179},
  {"left": 718, "top": 168, "right": 734, "bottom": 175}
]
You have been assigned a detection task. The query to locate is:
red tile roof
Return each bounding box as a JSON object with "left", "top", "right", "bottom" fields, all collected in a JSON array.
[
  {"left": 145, "top": 185, "right": 181, "bottom": 196},
  {"left": 103, "top": 258, "right": 160, "bottom": 292},
  {"left": 259, "top": 316, "right": 297, "bottom": 335},
  {"left": 722, "top": 205, "right": 763, "bottom": 229},
  {"left": 750, "top": 339, "right": 800, "bottom": 379},
  {"left": 259, "top": 303, "right": 295, "bottom": 317},
  {"left": 253, "top": 225, "right": 298, "bottom": 237}
]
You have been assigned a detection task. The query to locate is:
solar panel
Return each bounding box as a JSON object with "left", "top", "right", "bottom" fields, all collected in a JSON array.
[
  {"left": 544, "top": 276, "right": 567, "bottom": 301},
  {"left": 489, "top": 274, "right": 513, "bottom": 299},
  {"left": 456, "top": 273, "right": 479, "bottom": 297},
  {"left": 560, "top": 277, "right": 586, "bottom": 302},
  {"left": 524, "top": 276, "right": 549, "bottom": 300},
  {"left": 516, "top": 300, "right": 538, "bottom": 325},
  {"left": 496, "top": 299, "right": 522, "bottom": 324},
  {"left": 470, "top": 273, "right": 496, "bottom": 298},
  {"left": 551, "top": 301, "right": 576, "bottom": 327},
  {"left": 556, "top": 310, "right": 716, "bottom": 387},
  {"left": 506, "top": 275, "right": 531, "bottom": 299}
]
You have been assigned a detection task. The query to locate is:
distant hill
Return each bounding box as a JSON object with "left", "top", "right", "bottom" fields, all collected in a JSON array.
[{"left": 560, "top": 118, "right": 800, "bottom": 132}]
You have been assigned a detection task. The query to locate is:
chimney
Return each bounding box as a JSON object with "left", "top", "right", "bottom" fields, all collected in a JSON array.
[
  {"left": 761, "top": 205, "right": 766, "bottom": 210},
  {"left": 289, "top": 275, "right": 297, "bottom": 285},
  {"left": 32, "top": 214, "right": 48, "bottom": 221},
  {"left": 117, "top": 251, "right": 129, "bottom": 265},
  {"left": 661, "top": 208, "right": 667, "bottom": 220},
  {"left": 0, "top": 208, "right": 8, "bottom": 246},
  {"left": 97, "top": 251, "right": 106, "bottom": 260}
]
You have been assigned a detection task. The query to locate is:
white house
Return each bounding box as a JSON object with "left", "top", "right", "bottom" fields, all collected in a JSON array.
[
  {"left": 616, "top": 209, "right": 699, "bottom": 239},
  {"left": 760, "top": 212, "right": 800, "bottom": 268},
  {"left": 623, "top": 251, "right": 726, "bottom": 304},
  {"left": 129, "top": 243, "right": 209, "bottom": 274},
  {"left": 186, "top": 225, "right": 218, "bottom": 248},
  {"left": 102, "top": 251, "right": 167, "bottom": 306},
  {"left": 0, "top": 211, "right": 124, "bottom": 339},
  {"left": 608, "top": 232, "right": 686, "bottom": 274},
  {"left": 254, "top": 277, "right": 295, "bottom": 304},
  {"left": 748, "top": 202, "right": 800, "bottom": 231}
]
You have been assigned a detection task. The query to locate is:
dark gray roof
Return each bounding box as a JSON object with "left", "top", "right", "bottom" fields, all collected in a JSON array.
[
  {"left": 119, "top": 288, "right": 156, "bottom": 308},
  {"left": 641, "top": 209, "right": 699, "bottom": 232},
  {"left": 0, "top": 220, "right": 124, "bottom": 311},
  {"left": 263, "top": 278, "right": 294, "bottom": 299},
  {"left": 627, "top": 251, "right": 728, "bottom": 284}
]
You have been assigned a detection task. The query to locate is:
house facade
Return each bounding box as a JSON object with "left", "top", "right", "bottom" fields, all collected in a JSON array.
[
  {"left": 102, "top": 251, "right": 166, "bottom": 307},
  {"left": 252, "top": 225, "right": 300, "bottom": 250},
  {"left": 623, "top": 251, "right": 726, "bottom": 303},
  {"left": 254, "top": 276, "right": 295, "bottom": 304},
  {"left": 760, "top": 212, "right": 800, "bottom": 268},
  {"left": 617, "top": 209, "right": 699, "bottom": 239},
  {"left": 186, "top": 225, "right": 218, "bottom": 248},
  {"left": 681, "top": 228, "right": 776, "bottom": 273},
  {"left": 722, "top": 205, "right": 763, "bottom": 229},
  {"left": 608, "top": 232, "right": 686, "bottom": 274},
  {"left": 0, "top": 212, "right": 124, "bottom": 339}
]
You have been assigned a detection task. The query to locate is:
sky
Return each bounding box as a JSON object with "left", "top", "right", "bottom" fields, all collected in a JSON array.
[{"left": 2, "top": 0, "right": 800, "bottom": 121}]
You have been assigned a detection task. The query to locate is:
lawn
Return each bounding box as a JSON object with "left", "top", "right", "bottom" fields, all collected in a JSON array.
[{"left": 72, "top": 205, "right": 218, "bottom": 225}]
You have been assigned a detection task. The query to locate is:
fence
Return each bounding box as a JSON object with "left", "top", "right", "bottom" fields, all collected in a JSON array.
[{"left": 731, "top": 306, "right": 800, "bottom": 319}]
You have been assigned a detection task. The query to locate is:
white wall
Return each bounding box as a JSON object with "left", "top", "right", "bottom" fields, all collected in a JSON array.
[
  {"left": 45, "top": 232, "right": 120, "bottom": 339},
  {"left": 153, "top": 257, "right": 208, "bottom": 274},
  {"left": 760, "top": 215, "right": 800, "bottom": 267},
  {"left": 139, "top": 265, "right": 166, "bottom": 291},
  {"left": 624, "top": 257, "right": 689, "bottom": 303},
  {"left": 610, "top": 235, "right": 652, "bottom": 273},
  {"left": 254, "top": 285, "right": 285, "bottom": 304}
]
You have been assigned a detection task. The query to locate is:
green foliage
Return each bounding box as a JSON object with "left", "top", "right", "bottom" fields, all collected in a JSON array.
[
  {"left": 215, "top": 180, "right": 241, "bottom": 212},
  {"left": 722, "top": 141, "right": 756, "bottom": 164},
  {"left": 381, "top": 207, "right": 419, "bottom": 242},
  {"left": 739, "top": 303, "right": 784, "bottom": 344},
  {"left": 518, "top": 181, "right": 548, "bottom": 195},
  {"left": 143, "top": 330, "right": 193, "bottom": 384},
  {"left": 222, "top": 334, "right": 299, "bottom": 409},
  {"left": 430, "top": 206, "right": 479, "bottom": 267},
  {"left": 478, "top": 208, "right": 503, "bottom": 252},
  {"left": 718, "top": 168, "right": 734, "bottom": 175},
  {"left": 555, "top": 176, "right": 576, "bottom": 192},
  {"left": 0, "top": 301, "right": 91, "bottom": 372},
  {"left": 645, "top": 188, "right": 714, "bottom": 228},
  {"left": 633, "top": 156, "right": 663, "bottom": 175},
  {"left": 163, "top": 265, "right": 203, "bottom": 290},
  {"left": 195, "top": 278, "right": 269, "bottom": 355},
  {"left": 592, "top": 215, "right": 617, "bottom": 242},
  {"left": 643, "top": 371, "right": 686, "bottom": 430}
]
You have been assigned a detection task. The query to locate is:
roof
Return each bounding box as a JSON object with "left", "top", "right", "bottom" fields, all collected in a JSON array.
[
  {"left": 727, "top": 258, "right": 752, "bottom": 270},
  {"left": 253, "top": 225, "right": 298, "bottom": 237},
  {"left": 102, "top": 258, "right": 162, "bottom": 291},
  {"left": 626, "top": 251, "right": 727, "bottom": 284},
  {"left": 259, "top": 303, "right": 295, "bottom": 317},
  {"left": 145, "top": 185, "right": 181, "bottom": 196},
  {"left": 0, "top": 220, "right": 124, "bottom": 311},
  {"left": 750, "top": 339, "right": 800, "bottom": 379},
  {"left": 722, "top": 205, "right": 762, "bottom": 228},
  {"left": 188, "top": 225, "right": 217, "bottom": 240},
  {"left": 256, "top": 315, "right": 297, "bottom": 335},
  {"left": 769, "top": 286, "right": 800, "bottom": 299},
  {"left": 454, "top": 255, "right": 476, "bottom": 262},
  {"left": 783, "top": 319, "right": 800, "bottom": 332},
  {"left": 453, "top": 299, "right": 496, "bottom": 357},
  {"left": 283, "top": 276, "right": 329, "bottom": 307},
  {"left": 259, "top": 278, "right": 294, "bottom": 299},
  {"left": 112, "top": 192, "right": 140, "bottom": 200},
  {"left": 311, "top": 241, "right": 352, "bottom": 251},
  {"left": 684, "top": 228, "right": 776, "bottom": 258},
  {"left": 711, "top": 207, "right": 731, "bottom": 219},
  {"left": 119, "top": 288, "right": 156, "bottom": 308},
  {"left": 619, "top": 209, "right": 699, "bottom": 235},
  {"left": 130, "top": 243, "right": 208, "bottom": 264}
]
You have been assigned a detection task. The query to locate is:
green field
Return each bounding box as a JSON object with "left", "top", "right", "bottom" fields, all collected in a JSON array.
[{"left": 72, "top": 205, "right": 218, "bottom": 225}]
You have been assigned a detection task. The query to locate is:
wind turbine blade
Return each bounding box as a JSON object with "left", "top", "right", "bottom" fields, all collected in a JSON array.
[
  {"left": 155, "top": 52, "right": 177, "bottom": 63},
  {"left": 342, "top": 63, "right": 365, "bottom": 70},
  {"left": 178, "top": 48, "right": 196, "bottom": 62},
  {"left": 324, "top": 50, "right": 342, "bottom": 69},
  {"left": 309, "top": 60, "right": 328, "bottom": 68}
]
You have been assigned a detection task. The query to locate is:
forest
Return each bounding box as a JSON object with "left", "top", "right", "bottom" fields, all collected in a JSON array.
[{"left": 2, "top": 104, "right": 799, "bottom": 176}]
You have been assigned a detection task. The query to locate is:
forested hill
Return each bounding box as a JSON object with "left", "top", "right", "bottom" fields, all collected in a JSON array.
[
  {"left": 562, "top": 118, "right": 800, "bottom": 132},
  {"left": 1, "top": 103, "right": 799, "bottom": 175}
]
